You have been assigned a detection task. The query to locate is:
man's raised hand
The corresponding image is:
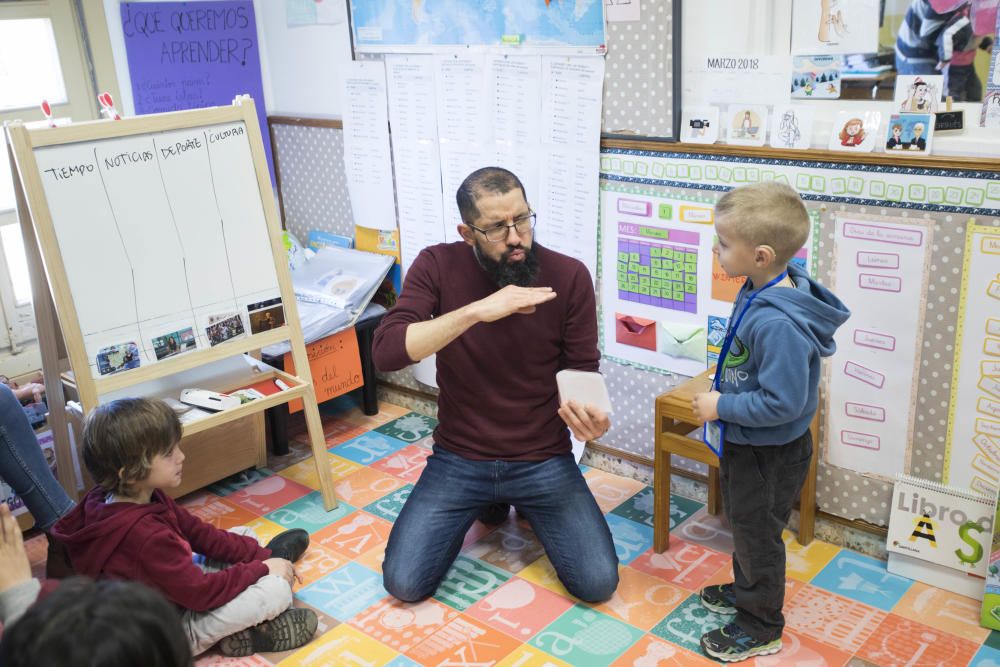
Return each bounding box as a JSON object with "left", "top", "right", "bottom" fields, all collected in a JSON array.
[{"left": 473, "top": 285, "right": 557, "bottom": 323}]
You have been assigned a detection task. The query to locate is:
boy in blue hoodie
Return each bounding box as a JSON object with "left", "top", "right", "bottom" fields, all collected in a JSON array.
[{"left": 692, "top": 182, "right": 850, "bottom": 663}]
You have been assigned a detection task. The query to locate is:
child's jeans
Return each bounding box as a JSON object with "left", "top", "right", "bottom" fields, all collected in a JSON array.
[
  {"left": 181, "top": 527, "right": 293, "bottom": 655},
  {"left": 720, "top": 430, "right": 812, "bottom": 642}
]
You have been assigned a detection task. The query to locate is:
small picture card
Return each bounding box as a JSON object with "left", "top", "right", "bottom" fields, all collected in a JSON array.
[
  {"left": 791, "top": 55, "right": 842, "bottom": 99},
  {"left": 725, "top": 104, "right": 768, "bottom": 147},
  {"left": 828, "top": 110, "right": 882, "bottom": 152},
  {"left": 247, "top": 297, "right": 285, "bottom": 335},
  {"left": 205, "top": 312, "right": 246, "bottom": 347},
  {"left": 151, "top": 326, "right": 197, "bottom": 361},
  {"left": 96, "top": 342, "right": 141, "bottom": 376},
  {"left": 680, "top": 106, "right": 720, "bottom": 144},
  {"left": 894, "top": 74, "right": 943, "bottom": 114},
  {"left": 884, "top": 113, "right": 934, "bottom": 155},
  {"left": 769, "top": 104, "right": 814, "bottom": 149}
]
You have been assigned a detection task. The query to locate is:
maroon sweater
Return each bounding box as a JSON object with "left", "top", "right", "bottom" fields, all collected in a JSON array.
[
  {"left": 373, "top": 242, "right": 599, "bottom": 460},
  {"left": 51, "top": 487, "right": 271, "bottom": 613}
]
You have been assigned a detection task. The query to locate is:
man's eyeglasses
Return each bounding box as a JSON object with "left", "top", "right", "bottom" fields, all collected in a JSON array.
[{"left": 467, "top": 212, "right": 536, "bottom": 243}]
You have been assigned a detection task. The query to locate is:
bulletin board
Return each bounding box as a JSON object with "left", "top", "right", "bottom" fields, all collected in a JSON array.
[
  {"left": 598, "top": 143, "right": 1000, "bottom": 528},
  {"left": 599, "top": 179, "right": 817, "bottom": 378}
]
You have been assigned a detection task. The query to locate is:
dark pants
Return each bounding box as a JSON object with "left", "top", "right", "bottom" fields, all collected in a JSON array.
[
  {"left": 382, "top": 445, "right": 619, "bottom": 603},
  {"left": 720, "top": 431, "right": 812, "bottom": 642},
  {"left": 947, "top": 65, "right": 983, "bottom": 102}
]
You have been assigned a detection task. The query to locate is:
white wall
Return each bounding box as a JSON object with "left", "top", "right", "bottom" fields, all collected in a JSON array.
[
  {"left": 683, "top": 0, "right": 792, "bottom": 62},
  {"left": 257, "top": 1, "right": 353, "bottom": 118}
]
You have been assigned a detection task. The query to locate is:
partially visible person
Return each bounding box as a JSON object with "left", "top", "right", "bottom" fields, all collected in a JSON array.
[
  {"left": 0, "top": 502, "right": 39, "bottom": 626},
  {"left": 936, "top": 4, "right": 993, "bottom": 101},
  {"left": 0, "top": 373, "right": 44, "bottom": 405},
  {"left": 0, "top": 382, "right": 75, "bottom": 577},
  {"left": 895, "top": 0, "right": 968, "bottom": 74},
  {"left": 0, "top": 502, "right": 193, "bottom": 666},
  {"left": 51, "top": 398, "right": 318, "bottom": 657}
]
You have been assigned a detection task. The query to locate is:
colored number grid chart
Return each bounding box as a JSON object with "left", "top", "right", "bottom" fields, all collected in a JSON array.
[{"left": 617, "top": 224, "right": 700, "bottom": 313}]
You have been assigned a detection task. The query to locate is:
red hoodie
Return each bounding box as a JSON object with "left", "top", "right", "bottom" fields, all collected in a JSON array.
[{"left": 51, "top": 487, "right": 271, "bottom": 612}]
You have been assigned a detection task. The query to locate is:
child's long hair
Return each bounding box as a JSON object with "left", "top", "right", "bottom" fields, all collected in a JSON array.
[{"left": 82, "top": 398, "right": 182, "bottom": 496}]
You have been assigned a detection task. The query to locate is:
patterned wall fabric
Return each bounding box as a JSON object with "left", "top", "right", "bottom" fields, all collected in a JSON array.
[
  {"left": 271, "top": 124, "right": 355, "bottom": 244},
  {"left": 602, "top": 0, "right": 675, "bottom": 138}
]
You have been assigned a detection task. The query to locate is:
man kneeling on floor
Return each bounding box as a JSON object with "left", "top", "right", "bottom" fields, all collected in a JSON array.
[{"left": 373, "top": 166, "right": 619, "bottom": 603}]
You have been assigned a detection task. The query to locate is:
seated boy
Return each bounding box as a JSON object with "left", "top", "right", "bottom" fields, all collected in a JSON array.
[
  {"left": 692, "top": 182, "right": 849, "bottom": 663},
  {"left": 51, "top": 398, "right": 318, "bottom": 657}
]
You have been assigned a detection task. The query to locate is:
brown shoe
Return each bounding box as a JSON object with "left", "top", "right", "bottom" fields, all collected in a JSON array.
[
  {"left": 219, "top": 608, "right": 318, "bottom": 657},
  {"left": 44, "top": 533, "right": 75, "bottom": 579}
]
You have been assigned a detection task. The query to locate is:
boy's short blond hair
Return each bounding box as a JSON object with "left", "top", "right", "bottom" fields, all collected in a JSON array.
[
  {"left": 82, "top": 398, "right": 181, "bottom": 496},
  {"left": 715, "top": 182, "right": 810, "bottom": 265}
]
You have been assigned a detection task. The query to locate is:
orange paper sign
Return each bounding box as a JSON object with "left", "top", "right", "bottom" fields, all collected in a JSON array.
[
  {"left": 283, "top": 328, "right": 363, "bottom": 413},
  {"left": 711, "top": 251, "right": 746, "bottom": 303}
]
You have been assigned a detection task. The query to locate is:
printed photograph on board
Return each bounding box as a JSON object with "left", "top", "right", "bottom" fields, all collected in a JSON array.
[
  {"left": 96, "top": 342, "right": 141, "bottom": 375},
  {"left": 205, "top": 312, "right": 246, "bottom": 347},
  {"left": 152, "top": 326, "right": 197, "bottom": 361},
  {"left": 247, "top": 297, "right": 286, "bottom": 334}
]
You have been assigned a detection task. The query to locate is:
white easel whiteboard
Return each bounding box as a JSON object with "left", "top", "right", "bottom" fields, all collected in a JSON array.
[{"left": 32, "top": 121, "right": 280, "bottom": 378}]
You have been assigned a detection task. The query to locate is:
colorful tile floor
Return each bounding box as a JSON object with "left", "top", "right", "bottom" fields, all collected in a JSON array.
[{"left": 26, "top": 397, "right": 1000, "bottom": 666}]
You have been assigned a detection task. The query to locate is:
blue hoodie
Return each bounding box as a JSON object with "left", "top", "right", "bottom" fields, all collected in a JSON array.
[{"left": 716, "top": 262, "right": 850, "bottom": 446}]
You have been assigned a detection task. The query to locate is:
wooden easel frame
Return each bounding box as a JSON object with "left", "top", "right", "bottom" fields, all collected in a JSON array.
[{"left": 6, "top": 99, "right": 338, "bottom": 510}]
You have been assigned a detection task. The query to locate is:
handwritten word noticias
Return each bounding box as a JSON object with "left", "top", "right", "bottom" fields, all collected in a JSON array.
[{"left": 102, "top": 151, "right": 154, "bottom": 169}]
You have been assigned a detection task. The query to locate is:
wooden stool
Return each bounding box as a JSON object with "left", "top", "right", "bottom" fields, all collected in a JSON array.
[{"left": 653, "top": 367, "right": 819, "bottom": 552}]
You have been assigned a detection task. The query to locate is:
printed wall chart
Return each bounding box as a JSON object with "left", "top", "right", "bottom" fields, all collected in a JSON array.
[
  {"left": 600, "top": 183, "right": 815, "bottom": 376},
  {"left": 825, "top": 215, "right": 933, "bottom": 479}
]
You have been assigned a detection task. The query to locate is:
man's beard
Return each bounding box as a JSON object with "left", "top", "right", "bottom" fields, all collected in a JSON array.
[{"left": 473, "top": 242, "right": 540, "bottom": 287}]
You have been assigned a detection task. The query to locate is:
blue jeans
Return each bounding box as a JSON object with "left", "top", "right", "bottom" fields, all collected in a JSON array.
[
  {"left": 383, "top": 445, "right": 619, "bottom": 603},
  {"left": 0, "top": 384, "right": 74, "bottom": 530}
]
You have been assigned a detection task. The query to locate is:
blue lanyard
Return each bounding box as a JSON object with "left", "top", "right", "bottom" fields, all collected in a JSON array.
[{"left": 712, "top": 271, "right": 787, "bottom": 391}]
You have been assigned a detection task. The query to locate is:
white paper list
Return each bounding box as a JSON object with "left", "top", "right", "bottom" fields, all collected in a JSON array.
[
  {"left": 436, "top": 54, "right": 489, "bottom": 241},
  {"left": 341, "top": 61, "right": 397, "bottom": 231},
  {"left": 386, "top": 55, "right": 446, "bottom": 273},
  {"left": 536, "top": 56, "right": 605, "bottom": 270},
  {"left": 489, "top": 55, "right": 542, "bottom": 209}
]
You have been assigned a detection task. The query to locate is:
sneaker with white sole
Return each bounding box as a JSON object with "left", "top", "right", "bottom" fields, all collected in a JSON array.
[
  {"left": 700, "top": 583, "right": 737, "bottom": 615},
  {"left": 700, "top": 622, "right": 782, "bottom": 663}
]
